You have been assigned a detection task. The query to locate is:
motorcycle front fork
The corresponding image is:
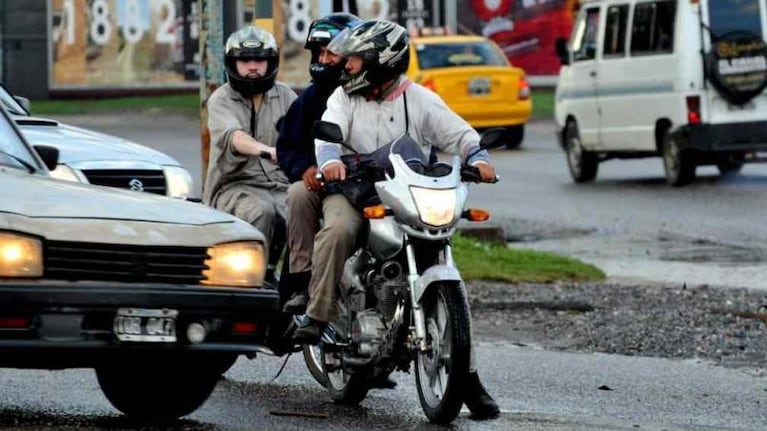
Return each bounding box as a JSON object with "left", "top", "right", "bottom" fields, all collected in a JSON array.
[{"left": 406, "top": 239, "right": 457, "bottom": 352}]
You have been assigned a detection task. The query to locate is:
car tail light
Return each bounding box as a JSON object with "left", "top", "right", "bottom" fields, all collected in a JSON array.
[
  {"left": 686, "top": 95, "right": 701, "bottom": 125},
  {"left": 518, "top": 76, "right": 531, "bottom": 100},
  {"left": 422, "top": 79, "right": 437, "bottom": 93}
]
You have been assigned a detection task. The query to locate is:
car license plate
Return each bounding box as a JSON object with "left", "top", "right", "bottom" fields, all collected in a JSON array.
[
  {"left": 113, "top": 308, "right": 178, "bottom": 342},
  {"left": 468, "top": 77, "right": 491, "bottom": 96}
]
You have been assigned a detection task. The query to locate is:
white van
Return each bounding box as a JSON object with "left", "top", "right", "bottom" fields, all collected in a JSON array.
[{"left": 554, "top": 0, "right": 767, "bottom": 186}]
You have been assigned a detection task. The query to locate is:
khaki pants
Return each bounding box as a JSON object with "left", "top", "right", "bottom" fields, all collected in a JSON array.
[
  {"left": 304, "top": 193, "right": 362, "bottom": 323},
  {"left": 286, "top": 182, "right": 323, "bottom": 273}
]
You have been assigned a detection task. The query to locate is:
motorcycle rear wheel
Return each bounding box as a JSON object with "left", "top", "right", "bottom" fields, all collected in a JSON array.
[
  {"left": 322, "top": 345, "right": 370, "bottom": 405},
  {"left": 415, "top": 284, "right": 471, "bottom": 423},
  {"left": 303, "top": 344, "right": 327, "bottom": 387}
]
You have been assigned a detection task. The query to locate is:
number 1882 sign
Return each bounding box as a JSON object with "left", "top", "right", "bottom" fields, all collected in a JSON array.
[{"left": 49, "top": 0, "right": 198, "bottom": 90}]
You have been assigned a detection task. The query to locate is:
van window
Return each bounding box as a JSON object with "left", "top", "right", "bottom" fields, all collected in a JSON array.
[
  {"left": 630, "top": 1, "right": 676, "bottom": 55},
  {"left": 708, "top": 0, "right": 762, "bottom": 40},
  {"left": 603, "top": 5, "right": 630, "bottom": 57},
  {"left": 572, "top": 8, "right": 600, "bottom": 61}
]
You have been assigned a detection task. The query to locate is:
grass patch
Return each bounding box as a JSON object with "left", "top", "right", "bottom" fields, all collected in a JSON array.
[
  {"left": 29, "top": 93, "right": 200, "bottom": 117},
  {"left": 453, "top": 233, "right": 604, "bottom": 283},
  {"left": 532, "top": 88, "right": 554, "bottom": 120}
]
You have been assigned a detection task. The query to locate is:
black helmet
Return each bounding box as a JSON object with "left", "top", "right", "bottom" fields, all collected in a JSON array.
[
  {"left": 225, "top": 25, "right": 279, "bottom": 96},
  {"left": 305, "top": 13, "right": 361, "bottom": 85},
  {"left": 327, "top": 20, "right": 410, "bottom": 95}
]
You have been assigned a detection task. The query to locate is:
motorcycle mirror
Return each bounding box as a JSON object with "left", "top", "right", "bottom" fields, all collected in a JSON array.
[
  {"left": 479, "top": 128, "right": 506, "bottom": 150},
  {"left": 313, "top": 120, "right": 344, "bottom": 143}
]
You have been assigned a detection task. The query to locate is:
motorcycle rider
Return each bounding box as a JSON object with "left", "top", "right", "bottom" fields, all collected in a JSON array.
[
  {"left": 203, "top": 25, "right": 296, "bottom": 284},
  {"left": 292, "top": 19, "right": 500, "bottom": 419},
  {"left": 276, "top": 12, "right": 361, "bottom": 314}
]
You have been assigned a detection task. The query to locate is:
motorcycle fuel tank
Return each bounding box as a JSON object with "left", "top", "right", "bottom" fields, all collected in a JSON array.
[{"left": 368, "top": 218, "right": 404, "bottom": 260}]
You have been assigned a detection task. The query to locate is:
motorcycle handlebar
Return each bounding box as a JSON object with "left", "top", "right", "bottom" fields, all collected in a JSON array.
[{"left": 317, "top": 165, "right": 499, "bottom": 184}]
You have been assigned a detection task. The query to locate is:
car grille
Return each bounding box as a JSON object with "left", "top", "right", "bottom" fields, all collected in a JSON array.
[
  {"left": 81, "top": 169, "right": 167, "bottom": 195},
  {"left": 44, "top": 241, "right": 209, "bottom": 284}
]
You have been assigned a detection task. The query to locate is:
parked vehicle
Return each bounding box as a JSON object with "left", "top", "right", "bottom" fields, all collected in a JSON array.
[
  {"left": 555, "top": 0, "right": 767, "bottom": 186},
  {"left": 0, "top": 105, "right": 280, "bottom": 420},
  {"left": 407, "top": 32, "right": 532, "bottom": 149},
  {"left": 0, "top": 83, "right": 194, "bottom": 198},
  {"left": 301, "top": 122, "right": 502, "bottom": 423}
]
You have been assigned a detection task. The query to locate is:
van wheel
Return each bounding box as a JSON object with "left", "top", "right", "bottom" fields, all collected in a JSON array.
[
  {"left": 504, "top": 125, "right": 524, "bottom": 149},
  {"left": 662, "top": 133, "right": 696, "bottom": 186},
  {"left": 565, "top": 120, "right": 598, "bottom": 182}
]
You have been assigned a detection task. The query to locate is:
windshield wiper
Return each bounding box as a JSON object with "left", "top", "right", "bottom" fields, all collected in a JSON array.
[{"left": 0, "top": 149, "right": 36, "bottom": 173}]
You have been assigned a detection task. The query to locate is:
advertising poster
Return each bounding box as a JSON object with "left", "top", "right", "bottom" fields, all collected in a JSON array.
[
  {"left": 457, "top": 0, "right": 578, "bottom": 77},
  {"left": 49, "top": 0, "right": 199, "bottom": 89}
]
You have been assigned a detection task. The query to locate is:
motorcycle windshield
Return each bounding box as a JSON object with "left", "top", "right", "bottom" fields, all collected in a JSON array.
[{"left": 367, "top": 134, "right": 429, "bottom": 177}]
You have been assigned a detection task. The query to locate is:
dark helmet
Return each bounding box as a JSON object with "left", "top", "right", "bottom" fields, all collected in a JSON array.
[
  {"left": 305, "top": 13, "right": 361, "bottom": 85},
  {"left": 327, "top": 20, "right": 410, "bottom": 95},
  {"left": 225, "top": 25, "right": 279, "bottom": 96}
]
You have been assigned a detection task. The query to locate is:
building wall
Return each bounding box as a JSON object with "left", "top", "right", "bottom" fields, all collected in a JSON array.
[{"left": 2, "top": 0, "right": 48, "bottom": 100}]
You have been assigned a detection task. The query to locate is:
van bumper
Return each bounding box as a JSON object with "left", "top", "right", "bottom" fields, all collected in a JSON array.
[{"left": 681, "top": 121, "right": 767, "bottom": 152}]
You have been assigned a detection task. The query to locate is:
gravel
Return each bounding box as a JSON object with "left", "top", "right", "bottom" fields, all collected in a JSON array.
[{"left": 468, "top": 281, "right": 767, "bottom": 372}]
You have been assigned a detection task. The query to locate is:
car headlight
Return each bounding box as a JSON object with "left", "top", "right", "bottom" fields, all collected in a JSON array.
[
  {"left": 163, "top": 166, "right": 194, "bottom": 199},
  {"left": 49, "top": 164, "right": 84, "bottom": 182},
  {"left": 410, "top": 187, "right": 457, "bottom": 227},
  {"left": 202, "top": 241, "right": 265, "bottom": 287},
  {"left": 0, "top": 232, "right": 43, "bottom": 277}
]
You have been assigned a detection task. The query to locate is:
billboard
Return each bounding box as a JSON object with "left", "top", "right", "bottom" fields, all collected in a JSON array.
[
  {"left": 457, "top": 0, "right": 578, "bottom": 77},
  {"left": 49, "top": 0, "right": 200, "bottom": 90}
]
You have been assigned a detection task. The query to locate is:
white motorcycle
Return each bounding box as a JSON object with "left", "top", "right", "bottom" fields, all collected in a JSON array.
[{"left": 302, "top": 122, "right": 502, "bottom": 423}]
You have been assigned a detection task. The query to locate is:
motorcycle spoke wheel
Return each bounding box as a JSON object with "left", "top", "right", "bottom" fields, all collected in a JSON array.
[{"left": 415, "top": 284, "right": 471, "bottom": 423}]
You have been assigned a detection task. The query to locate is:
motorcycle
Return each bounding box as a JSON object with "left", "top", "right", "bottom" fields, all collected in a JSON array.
[{"left": 302, "top": 122, "right": 503, "bottom": 423}]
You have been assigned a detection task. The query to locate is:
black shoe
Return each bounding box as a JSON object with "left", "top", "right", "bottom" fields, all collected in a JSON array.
[
  {"left": 292, "top": 315, "right": 325, "bottom": 345},
  {"left": 464, "top": 372, "right": 500, "bottom": 420},
  {"left": 371, "top": 374, "right": 397, "bottom": 389},
  {"left": 282, "top": 292, "right": 308, "bottom": 314}
]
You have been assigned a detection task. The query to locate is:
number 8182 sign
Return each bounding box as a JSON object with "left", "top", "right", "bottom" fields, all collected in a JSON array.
[{"left": 50, "top": 0, "right": 197, "bottom": 89}]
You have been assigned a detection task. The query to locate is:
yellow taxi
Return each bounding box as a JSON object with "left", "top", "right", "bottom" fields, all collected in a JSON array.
[{"left": 406, "top": 32, "right": 532, "bottom": 149}]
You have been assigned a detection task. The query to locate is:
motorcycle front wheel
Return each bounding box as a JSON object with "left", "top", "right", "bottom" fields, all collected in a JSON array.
[{"left": 415, "top": 283, "right": 471, "bottom": 423}]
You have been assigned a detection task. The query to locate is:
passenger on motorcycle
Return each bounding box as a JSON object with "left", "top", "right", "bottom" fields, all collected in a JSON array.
[
  {"left": 291, "top": 19, "right": 500, "bottom": 419},
  {"left": 276, "top": 12, "right": 361, "bottom": 314}
]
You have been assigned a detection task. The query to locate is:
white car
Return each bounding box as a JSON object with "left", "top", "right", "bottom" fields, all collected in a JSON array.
[
  {"left": 0, "top": 104, "right": 281, "bottom": 420},
  {"left": 0, "top": 83, "right": 194, "bottom": 198}
]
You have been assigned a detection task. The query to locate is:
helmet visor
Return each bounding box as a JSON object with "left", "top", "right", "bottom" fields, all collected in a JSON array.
[{"left": 326, "top": 27, "right": 354, "bottom": 56}]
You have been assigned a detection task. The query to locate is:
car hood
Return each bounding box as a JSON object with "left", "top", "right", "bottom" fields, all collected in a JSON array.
[
  {"left": 0, "top": 169, "right": 262, "bottom": 246},
  {"left": 14, "top": 116, "right": 179, "bottom": 167}
]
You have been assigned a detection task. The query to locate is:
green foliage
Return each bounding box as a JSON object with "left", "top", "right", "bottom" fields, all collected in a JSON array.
[
  {"left": 532, "top": 89, "right": 554, "bottom": 120},
  {"left": 453, "top": 233, "right": 604, "bottom": 283}
]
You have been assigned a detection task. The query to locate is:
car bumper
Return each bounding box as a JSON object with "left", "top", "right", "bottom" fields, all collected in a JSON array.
[
  {"left": 0, "top": 281, "right": 280, "bottom": 368},
  {"left": 680, "top": 121, "right": 767, "bottom": 151},
  {"left": 453, "top": 100, "right": 532, "bottom": 128}
]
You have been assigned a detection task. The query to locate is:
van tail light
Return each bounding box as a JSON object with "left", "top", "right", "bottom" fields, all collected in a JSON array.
[
  {"left": 518, "top": 76, "right": 531, "bottom": 100},
  {"left": 686, "top": 95, "right": 701, "bottom": 125},
  {"left": 422, "top": 79, "right": 437, "bottom": 93}
]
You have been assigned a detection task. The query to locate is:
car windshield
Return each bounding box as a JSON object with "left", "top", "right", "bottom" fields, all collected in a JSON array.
[
  {"left": 0, "top": 108, "right": 38, "bottom": 170},
  {"left": 707, "top": 0, "right": 763, "bottom": 40},
  {"left": 415, "top": 41, "right": 507, "bottom": 69},
  {"left": 0, "top": 84, "right": 29, "bottom": 116}
]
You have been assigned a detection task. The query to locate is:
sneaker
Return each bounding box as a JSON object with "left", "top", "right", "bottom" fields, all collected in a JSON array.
[
  {"left": 292, "top": 315, "right": 325, "bottom": 345},
  {"left": 464, "top": 372, "right": 500, "bottom": 420},
  {"left": 282, "top": 292, "right": 308, "bottom": 314}
]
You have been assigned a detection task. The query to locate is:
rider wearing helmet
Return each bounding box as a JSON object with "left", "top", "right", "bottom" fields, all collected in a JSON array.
[
  {"left": 276, "top": 13, "right": 361, "bottom": 314},
  {"left": 203, "top": 25, "right": 297, "bottom": 284},
  {"left": 292, "top": 19, "right": 500, "bottom": 420}
]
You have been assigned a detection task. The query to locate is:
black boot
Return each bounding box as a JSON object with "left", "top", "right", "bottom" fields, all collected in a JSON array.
[
  {"left": 292, "top": 315, "right": 325, "bottom": 345},
  {"left": 464, "top": 371, "right": 500, "bottom": 420},
  {"left": 280, "top": 272, "right": 311, "bottom": 314}
]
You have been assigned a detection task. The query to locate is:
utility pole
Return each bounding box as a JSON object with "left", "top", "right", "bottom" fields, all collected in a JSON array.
[{"left": 199, "top": 0, "right": 227, "bottom": 189}]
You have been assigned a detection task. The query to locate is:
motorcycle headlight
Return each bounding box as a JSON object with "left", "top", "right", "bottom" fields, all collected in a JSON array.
[
  {"left": 163, "top": 166, "right": 194, "bottom": 199},
  {"left": 410, "top": 187, "right": 457, "bottom": 227},
  {"left": 202, "top": 241, "right": 265, "bottom": 287},
  {"left": 49, "top": 164, "right": 85, "bottom": 182},
  {"left": 0, "top": 232, "right": 43, "bottom": 277}
]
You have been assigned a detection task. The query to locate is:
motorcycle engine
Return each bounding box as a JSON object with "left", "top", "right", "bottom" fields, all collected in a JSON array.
[{"left": 351, "top": 310, "right": 386, "bottom": 356}]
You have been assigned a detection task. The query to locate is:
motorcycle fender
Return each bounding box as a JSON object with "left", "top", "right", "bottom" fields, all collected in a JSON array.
[{"left": 413, "top": 265, "right": 463, "bottom": 304}]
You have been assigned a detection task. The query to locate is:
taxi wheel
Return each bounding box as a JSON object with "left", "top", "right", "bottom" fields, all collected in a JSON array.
[
  {"left": 503, "top": 125, "right": 524, "bottom": 149},
  {"left": 96, "top": 356, "right": 221, "bottom": 421}
]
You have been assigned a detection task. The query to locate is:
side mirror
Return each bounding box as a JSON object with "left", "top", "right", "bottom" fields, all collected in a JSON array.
[
  {"left": 555, "top": 37, "right": 570, "bottom": 66},
  {"left": 14, "top": 96, "right": 31, "bottom": 113},
  {"left": 313, "top": 120, "right": 344, "bottom": 143},
  {"left": 33, "top": 145, "right": 59, "bottom": 171},
  {"left": 479, "top": 128, "right": 506, "bottom": 150}
]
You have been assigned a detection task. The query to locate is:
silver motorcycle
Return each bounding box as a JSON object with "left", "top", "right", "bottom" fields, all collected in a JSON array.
[{"left": 302, "top": 122, "right": 502, "bottom": 423}]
